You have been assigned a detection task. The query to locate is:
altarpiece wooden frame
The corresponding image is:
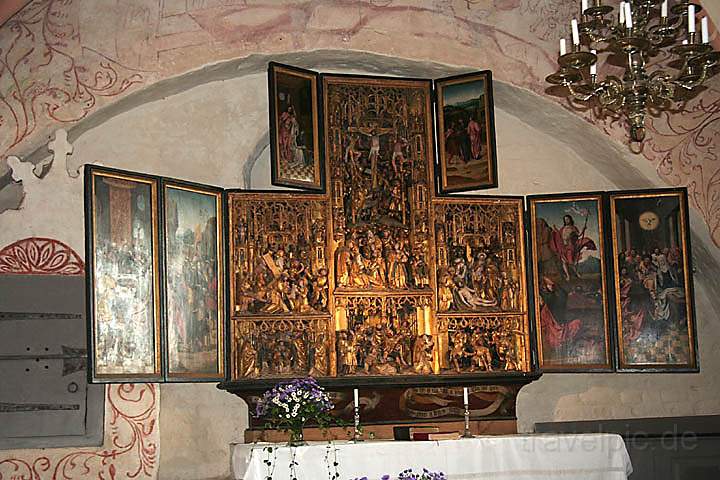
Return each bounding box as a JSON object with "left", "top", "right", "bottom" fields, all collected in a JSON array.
[
  {"left": 85, "top": 69, "right": 698, "bottom": 389},
  {"left": 85, "top": 166, "right": 164, "bottom": 383},
  {"left": 527, "top": 192, "right": 615, "bottom": 372},
  {"left": 434, "top": 70, "right": 498, "bottom": 193},
  {"left": 608, "top": 188, "right": 698, "bottom": 372}
]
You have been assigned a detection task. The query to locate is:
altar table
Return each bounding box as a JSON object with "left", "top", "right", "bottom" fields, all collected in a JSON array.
[{"left": 231, "top": 433, "right": 633, "bottom": 480}]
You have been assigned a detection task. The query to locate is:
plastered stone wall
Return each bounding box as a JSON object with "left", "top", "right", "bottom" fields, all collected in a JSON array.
[{"left": 0, "top": 65, "right": 718, "bottom": 479}]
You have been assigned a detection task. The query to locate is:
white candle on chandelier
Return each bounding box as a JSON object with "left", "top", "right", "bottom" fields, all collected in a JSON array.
[
  {"left": 560, "top": 38, "right": 567, "bottom": 56},
  {"left": 463, "top": 387, "right": 469, "bottom": 405},
  {"left": 571, "top": 18, "right": 580, "bottom": 45},
  {"left": 581, "top": 0, "right": 588, "bottom": 15},
  {"left": 702, "top": 17, "right": 709, "bottom": 44},
  {"left": 661, "top": 0, "right": 668, "bottom": 18},
  {"left": 590, "top": 49, "right": 597, "bottom": 75},
  {"left": 688, "top": 4, "right": 696, "bottom": 34},
  {"left": 625, "top": 2, "right": 633, "bottom": 29},
  {"left": 353, "top": 388, "right": 359, "bottom": 408},
  {"left": 619, "top": 2, "right": 626, "bottom": 26}
]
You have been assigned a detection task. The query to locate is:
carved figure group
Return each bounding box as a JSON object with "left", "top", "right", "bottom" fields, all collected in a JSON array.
[
  {"left": 234, "top": 202, "right": 328, "bottom": 315},
  {"left": 447, "top": 327, "right": 521, "bottom": 373},
  {"left": 335, "top": 227, "right": 429, "bottom": 290},
  {"left": 438, "top": 246, "right": 519, "bottom": 312},
  {"left": 338, "top": 319, "right": 419, "bottom": 375},
  {"left": 236, "top": 329, "right": 329, "bottom": 378}
]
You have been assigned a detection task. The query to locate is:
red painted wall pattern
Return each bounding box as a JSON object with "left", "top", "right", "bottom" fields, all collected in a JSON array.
[
  {"left": 0, "top": 237, "right": 84, "bottom": 274},
  {"left": 0, "top": 0, "right": 719, "bottom": 251},
  {"left": 0, "top": 384, "right": 158, "bottom": 480},
  {"left": 0, "top": 0, "right": 146, "bottom": 162}
]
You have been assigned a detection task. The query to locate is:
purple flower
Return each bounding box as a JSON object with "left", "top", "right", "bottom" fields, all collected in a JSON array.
[
  {"left": 255, "top": 377, "right": 334, "bottom": 430},
  {"left": 396, "top": 468, "right": 447, "bottom": 480}
]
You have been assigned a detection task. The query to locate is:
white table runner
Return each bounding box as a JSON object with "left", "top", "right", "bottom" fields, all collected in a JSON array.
[{"left": 231, "top": 433, "right": 633, "bottom": 480}]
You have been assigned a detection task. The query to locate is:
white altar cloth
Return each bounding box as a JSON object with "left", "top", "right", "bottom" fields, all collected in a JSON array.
[{"left": 231, "top": 433, "right": 633, "bottom": 480}]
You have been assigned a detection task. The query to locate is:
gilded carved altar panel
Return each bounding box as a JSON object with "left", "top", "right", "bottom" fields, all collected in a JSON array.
[
  {"left": 433, "top": 198, "right": 530, "bottom": 373},
  {"left": 233, "top": 315, "right": 332, "bottom": 379},
  {"left": 323, "top": 75, "right": 439, "bottom": 378},
  {"left": 433, "top": 198, "right": 526, "bottom": 314},
  {"left": 323, "top": 75, "right": 435, "bottom": 296},
  {"left": 230, "top": 193, "right": 329, "bottom": 316},
  {"left": 228, "top": 192, "right": 333, "bottom": 379},
  {"left": 228, "top": 76, "right": 531, "bottom": 382}
]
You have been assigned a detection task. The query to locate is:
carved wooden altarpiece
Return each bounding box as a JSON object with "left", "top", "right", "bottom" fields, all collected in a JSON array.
[
  {"left": 85, "top": 67, "right": 699, "bottom": 436},
  {"left": 85, "top": 72, "right": 540, "bottom": 433},
  {"left": 224, "top": 75, "right": 533, "bottom": 395}
]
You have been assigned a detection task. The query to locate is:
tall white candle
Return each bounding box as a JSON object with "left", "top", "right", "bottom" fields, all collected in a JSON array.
[
  {"left": 619, "top": 2, "right": 625, "bottom": 26},
  {"left": 661, "top": 0, "right": 668, "bottom": 18},
  {"left": 463, "top": 387, "right": 469, "bottom": 405},
  {"left": 625, "top": 2, "right": 633, "bottom": 29},
  {"left": 590, "top": 49, "right": 597, "bottom": 75},
  {"left": 353, "top": 388, "right": 359, "bottom": 408},
  {"left": 560, "top": 38, "right": 567, "bottom": 56},
  {"left": 689, "top": 5, "right": 696, "bottom": 34},
  {"left": 571, "top": 19, "right": 580, "bottom": 45},
  {"left": 702, "top": 17, "right": 709, "bottom": 44},
  {"left": 581, "top": 0, "right": 588, "bottom": 14}
]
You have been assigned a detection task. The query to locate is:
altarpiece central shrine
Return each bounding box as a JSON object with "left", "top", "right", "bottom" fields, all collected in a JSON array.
[{"left": 228, "top": 75, "right": 531, "bottom": 384}]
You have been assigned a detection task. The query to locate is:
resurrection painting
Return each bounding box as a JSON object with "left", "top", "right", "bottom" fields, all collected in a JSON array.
[
  {"left": 88, "top": 168, "right": 161, "bottom": 380},
  {"left": 164, "top": 183, "right": 224, "bottom": 379},
  {"left": 269, "top": 62, "right": 322, "bottom": 190},
  {"left": 435, "top": 71, "right": 497, "bottom": 193},
  {"left": 529, "top": 194, "right": 612, "bottom": 371},
  {"left": 610, "top": 190, "right": 697, "bottom": 370}
]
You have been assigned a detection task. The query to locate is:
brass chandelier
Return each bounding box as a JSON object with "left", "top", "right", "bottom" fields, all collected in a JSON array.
[{"left": 547, "top": 0, "right": 719, "bottom": 142}]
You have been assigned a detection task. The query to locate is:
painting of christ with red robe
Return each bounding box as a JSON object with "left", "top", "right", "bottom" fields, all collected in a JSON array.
[
  {"left": 269, "top": 63, "right": 322, "bottom": 190},
  {"left": 529, "top": 195, "right": 612, "bottom": 371}
]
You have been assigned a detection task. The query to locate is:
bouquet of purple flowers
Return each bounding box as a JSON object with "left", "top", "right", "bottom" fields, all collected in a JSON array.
[
  {"left": 353, "top": 469, "right": 447, "bottom": 480},
  {"left": 255, "top": 377, "right": 334, "bottom": 444}
]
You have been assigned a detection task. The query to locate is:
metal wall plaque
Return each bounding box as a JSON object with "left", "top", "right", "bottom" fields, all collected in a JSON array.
[{"left": 0, "top": 275, "right": 103, "bottom": 449}]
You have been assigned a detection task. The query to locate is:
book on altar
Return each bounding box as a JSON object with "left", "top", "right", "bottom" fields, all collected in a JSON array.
[
  {"left": 393, "top": 425, "right": 440, "bottom": 440},
  {"left": 411, "top": 431, "right": 461, "bottom": 441}
]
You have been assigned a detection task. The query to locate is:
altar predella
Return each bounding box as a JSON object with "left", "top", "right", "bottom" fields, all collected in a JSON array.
[{"left": 84, "top": 64, "right": 698, "bottom": 399}]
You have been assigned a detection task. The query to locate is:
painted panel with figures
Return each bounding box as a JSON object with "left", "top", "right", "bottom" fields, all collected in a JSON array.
[
  {"left": 163, "top": 182, "right": 225, "bottom": 380},
  {"left": 87, "top": 168, "right": 161, "bottom": 381},
  {"left": 610, "top": 189, "right": 697, "bottom": 371},
  {"left": 529, "top": 194, "right": 613, "bottom": 371}
]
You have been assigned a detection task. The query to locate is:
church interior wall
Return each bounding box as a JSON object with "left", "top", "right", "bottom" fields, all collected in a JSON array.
[{"left": 1, "top": 2, "right": 719, "bottom": 479}]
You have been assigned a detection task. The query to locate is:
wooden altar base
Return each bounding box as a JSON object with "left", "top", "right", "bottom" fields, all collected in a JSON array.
[
  {"left": 244, "top": 419, "right": 517, "bottom": 443},
  {"left": 221, "top": 372, "right": 541, "bottom": 437}
]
